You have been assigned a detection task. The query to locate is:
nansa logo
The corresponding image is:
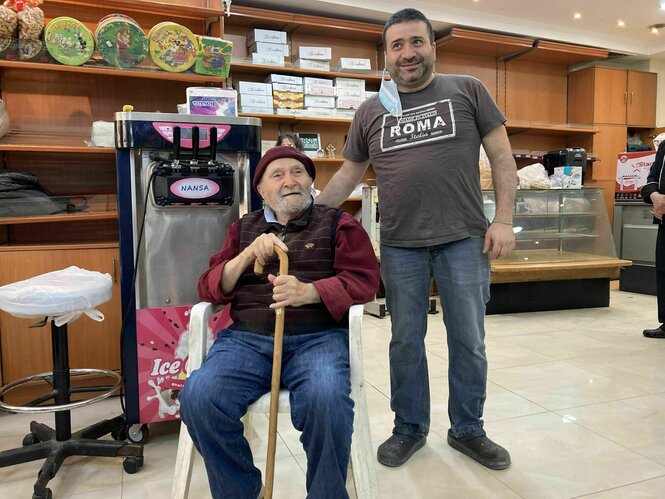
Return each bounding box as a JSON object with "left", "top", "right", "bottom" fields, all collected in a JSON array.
[{"left": 170, "top": 178, "right": 220, "bottom": 199}]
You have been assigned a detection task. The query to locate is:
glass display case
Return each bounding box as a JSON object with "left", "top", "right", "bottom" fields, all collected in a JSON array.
[{"left": 482, "top": 188, "right": 630, "bottom": 313}]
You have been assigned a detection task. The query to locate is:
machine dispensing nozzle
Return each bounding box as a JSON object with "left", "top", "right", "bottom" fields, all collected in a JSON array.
[
  {"left": 191, "top": 126, "right": 200, "bottom": 164},
  {"left": 173, "top": 126, "right": 181, "bottom": 162},
  {"left": 209, "top": 127, "right": 218, "bottom": 163}
]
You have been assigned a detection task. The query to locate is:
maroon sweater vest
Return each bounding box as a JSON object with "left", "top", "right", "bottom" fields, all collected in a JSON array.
[{"left": 231, "top": 204, "right": 346, "bottom": 335}]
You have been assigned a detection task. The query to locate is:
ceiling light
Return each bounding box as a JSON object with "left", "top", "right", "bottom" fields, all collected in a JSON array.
[
  {"left": 649, "top": 23, "right": 665, "bottom": 34},
  {"left": 573, "top": 12, "right": 582, "bottom": 20},
  {"left": 616, "top": 20, "right": 625, "bottom": 28}
]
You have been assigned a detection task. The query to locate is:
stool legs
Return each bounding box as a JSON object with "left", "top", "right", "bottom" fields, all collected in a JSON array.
[
  {"left": 52, "top": 323, "right": 71, "bottom": 442},
  {"left": 0, "top": 321, "right": 143, "bottom": 499}
]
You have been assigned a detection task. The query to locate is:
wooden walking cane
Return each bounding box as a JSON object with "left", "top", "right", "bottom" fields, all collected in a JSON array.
[{"left": 254, "top": 246, "right": 288, "bottom": 499}]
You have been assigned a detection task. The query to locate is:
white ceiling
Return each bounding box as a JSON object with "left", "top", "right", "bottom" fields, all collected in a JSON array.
[{"left": 237, "top": 0, "right": 665, "bottom": 58}]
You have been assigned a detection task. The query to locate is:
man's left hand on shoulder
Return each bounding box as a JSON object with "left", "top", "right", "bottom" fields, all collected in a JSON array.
[
  {"left": 483, "top": 223, "right": 516, "bottom": 260},
  {"left": 268, "top": 274, "right": 321, "bottom": 309}
]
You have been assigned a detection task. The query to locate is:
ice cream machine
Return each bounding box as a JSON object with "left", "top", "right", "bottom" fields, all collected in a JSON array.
[{"left": 115, "top": 112, "right": 262, "bottom": 435}]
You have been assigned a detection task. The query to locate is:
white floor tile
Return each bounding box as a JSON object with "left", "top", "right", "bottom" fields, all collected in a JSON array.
[{"left": 1, "top": 289, "right": 664, "bottom": 499}]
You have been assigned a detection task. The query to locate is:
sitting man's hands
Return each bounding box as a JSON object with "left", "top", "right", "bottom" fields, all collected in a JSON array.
[
  {"left": 268, "top": 274, "right": 321, "bottom": 309},
  {"left": 242, "top": 233, "right": 289, "bottom": 266}
]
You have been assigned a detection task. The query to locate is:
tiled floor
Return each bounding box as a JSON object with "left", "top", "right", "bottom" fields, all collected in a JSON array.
[{"left": 2, "top": 289, "right": 665, "bottom": 498}]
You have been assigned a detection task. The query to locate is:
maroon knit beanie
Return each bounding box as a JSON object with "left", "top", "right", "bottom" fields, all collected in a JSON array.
[{"left": 252, "top": 145, "right": 316, "bottom": 194}]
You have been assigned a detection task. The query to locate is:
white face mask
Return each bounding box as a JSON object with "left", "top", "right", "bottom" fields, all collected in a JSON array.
[{"left": 379, "top": 69, "right": 402, "bottom": 119}]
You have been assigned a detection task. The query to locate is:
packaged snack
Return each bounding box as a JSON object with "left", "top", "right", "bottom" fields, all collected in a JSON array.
[
  {"left": 0, "top": 5, "right": 17, "bottom": 38},
  {"left": 194, "top": 36, "right": 232, "bottom": 77},
  {"left": 186, "top": 87, "right": 237, "bottom": 117},
  {"left": 17, "top": 3, "right": 42, "bottom": 39}
]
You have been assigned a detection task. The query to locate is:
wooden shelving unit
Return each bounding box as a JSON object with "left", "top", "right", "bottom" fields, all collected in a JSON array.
[
  {"left": 0, "top": 60, "right": 225, "bottom": 83},
  {"left": 231, "top": 60, "right": 383, "bottom": 82},
  {"left": 436, "top": 28, "right": 534, "bottom": 58},
  {"left": 0, "top": 131, "right": 113, "bottom": 154},
  {"left": 47, "top": 0, "right": 225, "bottom": 18}
]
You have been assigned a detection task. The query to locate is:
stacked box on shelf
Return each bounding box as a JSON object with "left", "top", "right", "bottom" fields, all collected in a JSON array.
[
  {"left": 303, "top": 76, "right": 335, "bottom": 116},
  {"left": 238, "top": 81, "right": 273, "bottom": 114},
  {"left": 248, "top": 28, "right": 288, "bottom": 66},
  {"left": 295, "top": 46, "right": 331, "bottom": 71},
  {"left": 335, "top": 77, "right": 365, "bottom": 110},
  {"left": 334, "top": 57, "right": 371, "bottom": 72},
  {"left": 269, "top": 74, "right": 304, "bottom": 112}
]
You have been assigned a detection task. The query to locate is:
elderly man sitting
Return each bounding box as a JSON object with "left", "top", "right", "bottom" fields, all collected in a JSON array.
[{"left": 178, "top": 145, "right": 380, "bottom": 499}]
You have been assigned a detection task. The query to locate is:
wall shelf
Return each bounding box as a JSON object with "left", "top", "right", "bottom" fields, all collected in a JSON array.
[
  {"left": 229, "top": 5, "right": 383, "bottom": 42},
  {"left": 231, "top": 60, "right": 383, "bottom": 82},
  {"left": 436, "top": 28, "right": 533, "bottom": 57},
  {"left": 47, "top": 0, "right": 225, "bottom": 19},
  {"left": 0, "top": 60, "right": 224, "bottom": 83},
  {"left": 510, "top": 40, "right": 609, "bottom": 66},
  {"left": 239, "top": 112, "right": 353, "bottom": 125},
  {"left": 506, "top": 122, "right": 597, "bottom": 136},
  {"left": 0, "top": 131, "right": 113, "bottom": 154},
  {"left": 0, "top": 195, "right": 117, "bottom": 226}
]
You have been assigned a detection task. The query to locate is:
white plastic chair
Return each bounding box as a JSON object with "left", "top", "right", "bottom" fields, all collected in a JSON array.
[{"left": 171, "top": 303, "right": 378, "bottom": 499}]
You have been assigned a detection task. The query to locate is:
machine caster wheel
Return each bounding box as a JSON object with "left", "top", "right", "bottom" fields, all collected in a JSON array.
[
  {"left": 32, "top": 487, "right": 52, "bottom": 499},
  {"left": 127, "top": 424, "right": 150, "bottom": 444},
  {"left": 123, "top": 456, "right": 144, "bottom": 474},
  {"left": 111, "top": 426, "right": 128, "bottom": 441},
  {"left": 22, "top": 433, "right": 38, "bottom": 446}
]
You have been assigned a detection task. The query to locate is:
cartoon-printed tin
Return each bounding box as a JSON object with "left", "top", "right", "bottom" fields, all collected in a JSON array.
[
  {"left": 148, "top": 22, "right": 197, "bottom": 73},
  {"left": 44, "top": 16, "right": 94, "bottom": 66}
]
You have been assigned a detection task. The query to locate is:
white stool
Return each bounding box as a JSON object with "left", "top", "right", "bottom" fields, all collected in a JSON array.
[
  {"left": 171, "top": 303, "right": 378, "bottom": 499},
  {"left": 0, "top": 266, "right": 143, "bottom": 499}
]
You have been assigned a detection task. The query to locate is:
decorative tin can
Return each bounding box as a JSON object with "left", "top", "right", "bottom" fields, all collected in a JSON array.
[
  {"left": 149, "top": 22, "right": 197, "bottom": 73},
  {"left": 44, "top": 16, "right": 94, "bottom": 66},
  {"left": 96, "top": 16, "right": 148, "bottom": 68}
]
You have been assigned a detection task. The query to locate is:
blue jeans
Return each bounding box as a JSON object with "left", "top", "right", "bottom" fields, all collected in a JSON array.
[
  {"left": 178, "top": 328, "right": 353, "bottom": 499},
  {"left": 380, "top": 237, "right": 490, "bottom": 440}
]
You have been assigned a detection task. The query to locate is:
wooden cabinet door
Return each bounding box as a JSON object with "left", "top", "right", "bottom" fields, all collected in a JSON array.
[
  {"left": 0, "top": 245, "right": 121, "bottom": 384},
  {"left": 593, "top": 67, "right": 627, "bottom": 125},
  {"left": 627, "top": 71, "right": 657, "bottom": 127}
]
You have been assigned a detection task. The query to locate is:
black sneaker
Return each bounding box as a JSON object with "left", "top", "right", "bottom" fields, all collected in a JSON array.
[
  {"left": 447, "top": 434, "right": 511, "bottom": 470},
  {"left": 377, "top": 434, "right": 426, "bottom": 467},
  {"left": 643, "top": 325, "right": 665, "bottom": 338}
]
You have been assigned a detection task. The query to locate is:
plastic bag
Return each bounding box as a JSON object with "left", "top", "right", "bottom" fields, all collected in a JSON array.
[
  {"left": 654, "top": 133, "right": 665, "bottom": 149},
  {"left": 0, "top": 266, "right": 112, "bottom": 325},
  {"left": 88, "top": 120, "right": 115, "bottom": 147},
  {"left": 0, "top": 170, "right": 74, "bottom": 216},
  {"left": 517, "top": 163, "right": 550, "bottom": 189}
]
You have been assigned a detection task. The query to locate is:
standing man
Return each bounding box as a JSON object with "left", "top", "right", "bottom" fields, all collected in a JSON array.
[
  {"left": 641, "top": 139, "right": 665, "bottom": 338},
  {"left": 315, "top": 8, "right": 517, "bottom": 470}
]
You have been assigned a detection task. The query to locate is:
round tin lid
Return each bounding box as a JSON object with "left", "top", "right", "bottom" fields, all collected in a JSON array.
[
  {"left": 148, "top": 22, "right": 197, "bottom": 73},
  {"left": 96, "top": 18, "right": 148, "bottom": 68},
  {"left": 44, "top": 16, "right": 94, "bottom": 66}
]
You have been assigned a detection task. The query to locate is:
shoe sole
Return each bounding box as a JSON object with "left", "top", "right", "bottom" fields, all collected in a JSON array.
[
  {"left": 377, "top": 437, "right": 426, "bottom": 468},
  {"left": 447, "top": 437, "right": 511, "bottom": 470}
]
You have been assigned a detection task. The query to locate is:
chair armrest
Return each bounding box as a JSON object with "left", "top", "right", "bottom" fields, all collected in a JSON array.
[
  {"left": 348, "top": 304, "right": 365, "bottom": 391},
  {"left": 186, "top": 302, "right": 215, "bottom": 374}
]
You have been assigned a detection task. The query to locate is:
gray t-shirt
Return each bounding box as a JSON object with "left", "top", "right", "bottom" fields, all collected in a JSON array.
[{"left": 343, "top": 74, "right": 506, "bottom": 247}]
